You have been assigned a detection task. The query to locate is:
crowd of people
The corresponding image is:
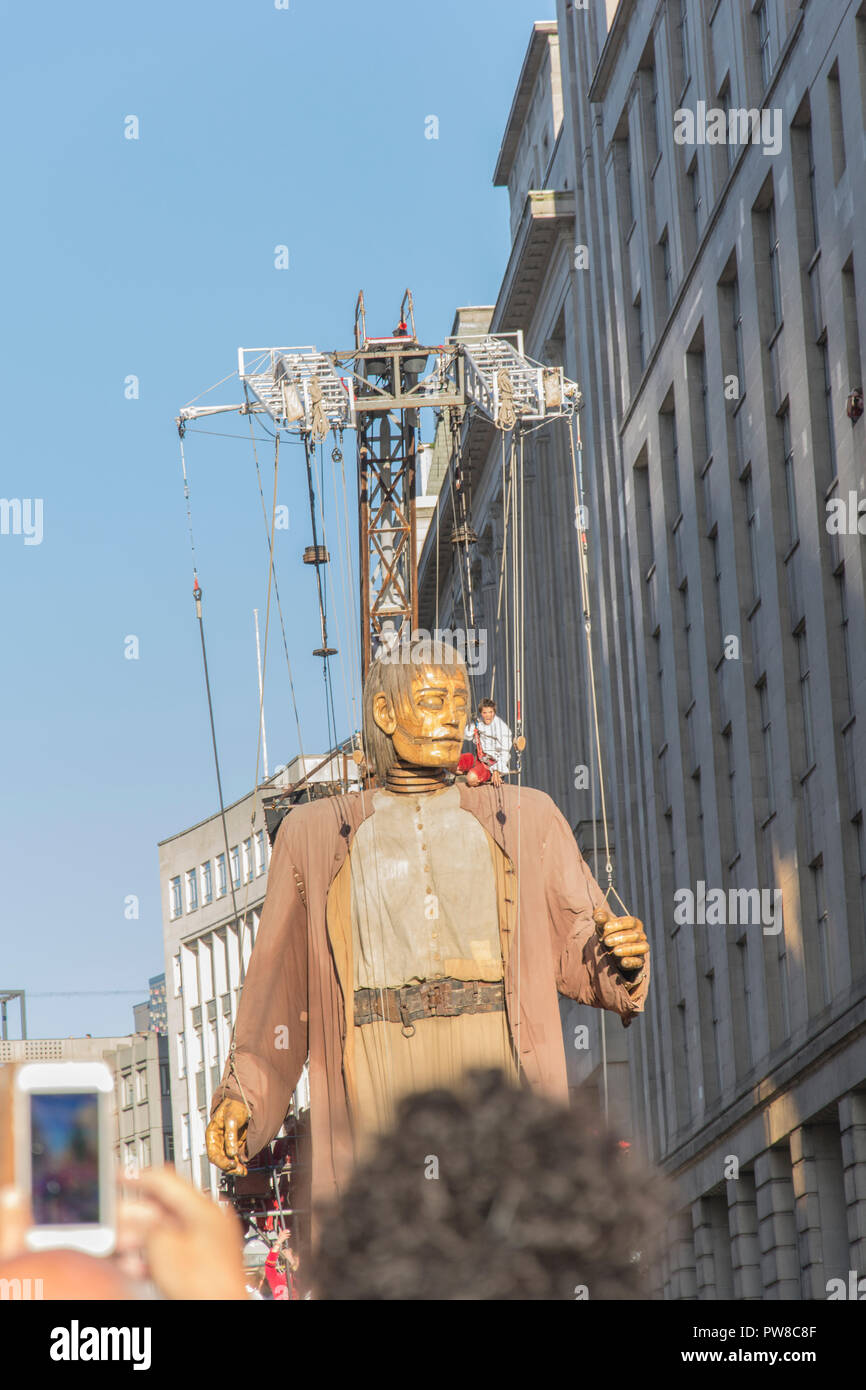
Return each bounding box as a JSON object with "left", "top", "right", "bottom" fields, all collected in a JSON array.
[{"left": 0, "top": 1068, "right": 670, "bottom": 1301}]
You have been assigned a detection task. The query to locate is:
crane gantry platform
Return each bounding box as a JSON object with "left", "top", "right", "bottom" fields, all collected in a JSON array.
[{"left": 176, "top": 290, "right": 582, "bottom": 679}]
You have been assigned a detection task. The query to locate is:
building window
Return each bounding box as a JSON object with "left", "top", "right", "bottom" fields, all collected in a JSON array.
[
  {"left": 121, "top": 1072, "right": 133, "bottom": 1109},
  {"left": 230, "top": 846, "right": 241, "bottom": 890},
  {"left": 625, "top": 136, "right": 636, "bottom": 227},
  {"left": 172, "top": 952, "right": 182, "bottom": 997},
  {"left": 705, "top": 969, "right": 722, "bottom": 1098},
  {"left": 797, "top": 629, "right": 815, "bottom": 769},
  {"left": 857, "top": 817, "right": 866, "bottom": 941},
  {"left": 135, "top": 1068, "right": 148, "bottom": 1104},
  {"left": 123, "top": 1140, "right": 137, "bottom": 1176},
  {"left": 216, "top": 852, "right": 227, "bottom": 898},
  {"left": 255, "top": 830, "right": 266, "bottom": 875},
  {"left": 139, "top": 1135, "right": 151, "bottom": 1170},
  {"left": 820, "top": 336, "right": 838, "bottom": 477},
  {"left": 698, "top": 349, "right": 711, "bottom": 461},
  {"left": 732, "top": 276, "right": 745, "bottom": 398},
  {"left": 723, "top": 724, "right": 738, "bottom": 860},
  {"left": 159, "top": 1062, "right": 170, "bottom": 1097},
  {"left": 181, "top": 1113, "right": 190, "bottom": 1161},
  {"left": 843, "top": 258, "right": 862, "bottom": 408},
  {"left": 688, "top": 157, "right": 703, "bottom": 239},
  {"left": 768, "top": 200, "right": 782, "bottom": 333},
  {"left": 837, "top": 572, "right": 854, "bottom": 717},
  {"left": 670, "top": 410, "right": 683, "bottom": 520},
  {"left": 677, "top": 0, "right": 690, "bottom": 88},
  {"left": 758, "top": 679, "right": 775, "bottom": 817},
  {"left": 734, "top": 935, "right": 754, "bottom": 1069},
  {"left": 660, "top": 229, "right": 673, "bottom": 310},
  {"left": 778, "top": 939, "right": 791, "bottom": 1038},
  {"left": 176, "top": 1033, "right": 186, "bottom": 1080},
  {"left": 243, "top": 837, "right": 254, "bottom": 884},
  {"left": 721, "top": 80, "right": 735, "bottom": 170},
  {"left": 185, "top": 868, "right": 198, "bottom": 913},
  {"left": 201, "top": 860, "right": 213, "bottom": 905},
  {"left": 710, "top": 529, "right": 724, "bottom": 642},
  {"left": 649, "top": 57, "right": 661, "bottom": 161},
  {"left": 813, "top": 862, "right": 832, "bottom": 1006},
  {"left": 806, "top": 121, "right": 819, "bottom": 252},
  {"left": 755, "top": 0, "right": 772, "bottom": 89},
  {"left": 742, "top": 469, "right": 760, "bottom": 603},
  {"left": 169, "top": 876, "right": 182, "bottom": 921},
  {"left": 781, "top": 409, "right": 798, "bottom": 546},
  {"left": 828, "top": 60, "right": 846, "bottom": 183},
  {"left": 634, "top": 292, "right": 645, "bottom": 372}
]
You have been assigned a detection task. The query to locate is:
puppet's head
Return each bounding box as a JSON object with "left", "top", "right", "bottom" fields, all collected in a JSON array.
[{"left": 363, "top": 635, "right": 469, "bottom": 778}]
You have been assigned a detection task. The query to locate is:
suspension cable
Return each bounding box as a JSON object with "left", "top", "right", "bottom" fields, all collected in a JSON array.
[
  {"left": 303, "top": 433, "right": 339, "bottom": 758},
  {"left": 244, "top": 403, "right": 311, "bottom": 801},
  {"left": 178, "top": 430, "right": 253, "bottom": 1122},
  {"left": 566, "top": 413, "right": 628, "bottom": 916}
]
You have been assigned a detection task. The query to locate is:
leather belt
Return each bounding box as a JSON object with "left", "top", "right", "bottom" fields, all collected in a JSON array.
[{"left": 354, "top": 978, "right": 505, "bottom": 1035}]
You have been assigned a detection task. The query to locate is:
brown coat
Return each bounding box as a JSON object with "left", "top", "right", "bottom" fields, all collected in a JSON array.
[{"left": 211, "top": 783, "right": 649, "bottom": 1212}]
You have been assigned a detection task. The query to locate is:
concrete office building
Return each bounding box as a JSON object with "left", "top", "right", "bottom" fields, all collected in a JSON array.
[
  {"left": 420, "top": 1, "right": 866, "bottom": 1297},
  {"left": 158, "top": 754, "right": 359, "bottom": 1195}
]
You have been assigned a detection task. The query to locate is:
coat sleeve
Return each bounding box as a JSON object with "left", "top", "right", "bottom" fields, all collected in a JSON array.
[
  {"left": 210, "top": 813, "right": 309, "bottom": 1158},
  {"left": 541, "top": 801, "right": 650, "bottom": 1023}
]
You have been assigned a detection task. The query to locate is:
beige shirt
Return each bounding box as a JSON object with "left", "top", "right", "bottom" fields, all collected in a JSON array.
[
  {"left": 351, "top": 785, "right": 502, "bottom": 986},
  {"left": 349, "top": 786, "right": 516, "bottom": 1146}
]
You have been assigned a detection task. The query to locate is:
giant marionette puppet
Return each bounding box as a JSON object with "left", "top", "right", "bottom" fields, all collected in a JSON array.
[{"left": 206, "top": 638, "right": 650, "bottom": 1206}]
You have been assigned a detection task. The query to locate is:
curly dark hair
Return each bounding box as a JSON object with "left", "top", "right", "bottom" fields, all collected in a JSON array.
[{"left": 314, "top": 1069, "right": 670, "bottom": 1300}]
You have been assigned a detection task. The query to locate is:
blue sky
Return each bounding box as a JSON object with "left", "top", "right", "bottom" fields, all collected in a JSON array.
[{"left": 0, "top": 0, "right": 553, "bottom": 1038}]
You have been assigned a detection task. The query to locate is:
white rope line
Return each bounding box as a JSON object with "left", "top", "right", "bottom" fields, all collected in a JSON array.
[
  {"left": 566, "top": 414, "right": 627, "bottom": 916},
  {"left": 311, "top": 437, "right": 356, "bottom": 751}
]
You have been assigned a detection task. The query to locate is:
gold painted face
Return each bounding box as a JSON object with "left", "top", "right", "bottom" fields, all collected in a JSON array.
[{"left": 372, "top": 665, "right": 469, "bottom": 769}]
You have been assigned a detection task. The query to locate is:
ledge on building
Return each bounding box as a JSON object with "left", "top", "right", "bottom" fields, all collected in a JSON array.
[{"left": 492, "top": 189, "right": 575, "bottom": 337}]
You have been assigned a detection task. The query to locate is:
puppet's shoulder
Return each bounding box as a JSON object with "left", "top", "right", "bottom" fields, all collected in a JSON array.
[
  {"left": 273, "top": 790, "right": 373, "bottom": 854},
  {"left": 462, "top": 782, "right": 563, "bottom": 839}
]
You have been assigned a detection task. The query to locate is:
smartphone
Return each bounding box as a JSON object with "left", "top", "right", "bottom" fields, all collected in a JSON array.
[{"left": 14, "top": 1061, "right": 116, "bottom": 1255}]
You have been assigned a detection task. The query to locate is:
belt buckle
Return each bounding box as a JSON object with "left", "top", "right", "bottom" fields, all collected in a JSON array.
[{"left": 399, "top": 986, "right": 415, "bottom": 1039}]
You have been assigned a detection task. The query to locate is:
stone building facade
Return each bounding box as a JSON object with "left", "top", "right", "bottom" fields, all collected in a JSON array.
[{"left": 419, "top": 0, "right": 866, "bottom": 1297}]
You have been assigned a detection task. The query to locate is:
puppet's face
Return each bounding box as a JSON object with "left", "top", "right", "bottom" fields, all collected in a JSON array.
[{"left": 372, "top": 665, "right": 469, "bottom": 769}]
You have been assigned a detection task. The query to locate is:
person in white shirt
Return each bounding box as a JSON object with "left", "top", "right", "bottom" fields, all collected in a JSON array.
[{"left": 458, "top": 698, "right": 513, "bottom": 788}]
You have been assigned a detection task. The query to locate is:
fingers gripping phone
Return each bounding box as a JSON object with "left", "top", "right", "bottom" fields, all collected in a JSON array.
[{"left": 14, "top": 1062, "right": 116, "bottom": 1255}]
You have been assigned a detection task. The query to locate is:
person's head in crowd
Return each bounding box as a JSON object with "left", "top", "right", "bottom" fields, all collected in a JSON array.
[{"left": 314, "top": 1068, "right": 671, "bottom": 1300}]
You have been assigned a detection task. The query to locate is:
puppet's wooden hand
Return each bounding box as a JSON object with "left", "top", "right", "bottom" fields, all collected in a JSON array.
[
  {"left": 593, "top": 908, "right": 649, "bottom": 980},
  {"left": 206, "top": 1098, "right": 250, "bottom": 1175}
]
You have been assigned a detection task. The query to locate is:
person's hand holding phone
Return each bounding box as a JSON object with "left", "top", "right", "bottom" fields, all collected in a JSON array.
[{"left": 118, "top": 1166, "right": 247, "bottom": 1300}]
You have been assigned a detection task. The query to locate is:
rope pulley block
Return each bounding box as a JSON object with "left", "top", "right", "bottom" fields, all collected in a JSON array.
[
  {"left": 303, "top": 545, "right": 330, "bottom": 566},
  {"left": 450, "top": 523, "right": 477, "bottom": 547}
]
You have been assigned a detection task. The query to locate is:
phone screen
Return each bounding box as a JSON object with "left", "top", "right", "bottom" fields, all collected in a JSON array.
[{"left": 29, "top": 1092, "right": 100, "bottom": 1226}]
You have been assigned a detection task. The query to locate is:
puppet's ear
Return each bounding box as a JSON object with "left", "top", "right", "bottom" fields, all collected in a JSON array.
[{"left": 371, "top": 691, "right": 397, "bottom": 737}]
